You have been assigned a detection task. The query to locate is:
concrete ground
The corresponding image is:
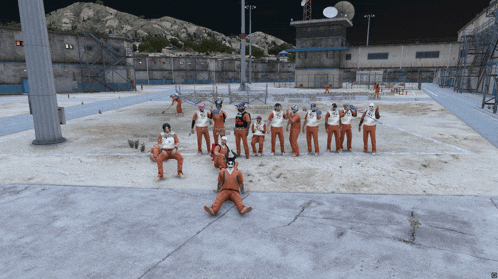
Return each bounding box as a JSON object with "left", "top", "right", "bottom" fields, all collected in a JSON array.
[{"left": 1, "top": 83, "right": 498, "bottom": 278}]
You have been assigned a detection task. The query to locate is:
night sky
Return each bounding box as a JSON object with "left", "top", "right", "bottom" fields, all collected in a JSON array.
[{"left": 0, "top": 0, "right": 492, "bottom": 45}]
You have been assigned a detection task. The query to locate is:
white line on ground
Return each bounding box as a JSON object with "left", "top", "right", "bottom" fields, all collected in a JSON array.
[
  {"left": 425, "top": 90, "right": 438, "bottom": 97},
  {"left": 473, "top": 108, "right": 498, "bottom": 122},
  {"left": 0, "top": 151, "right": 473, "bottom": 157}
]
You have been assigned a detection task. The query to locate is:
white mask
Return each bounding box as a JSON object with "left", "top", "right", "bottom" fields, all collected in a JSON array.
[{"left": 369, "top": 103, "right": 374, "bottom": 111}]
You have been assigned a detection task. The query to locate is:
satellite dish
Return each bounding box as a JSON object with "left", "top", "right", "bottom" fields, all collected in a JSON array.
[
  {"left": 334, "top": 1, "right": 355, "bottom": 21},
  {"left": 301, "top": 0, "right": 307, "bottom": 6},
  {"left": 323, "top": 7, "right": 338, "bottom": 18}
]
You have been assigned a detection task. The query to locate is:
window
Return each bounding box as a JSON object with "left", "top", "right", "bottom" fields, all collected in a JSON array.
[
  {"left": 345, "top": 54, "right": 352, "bottom": 60},
  {"left": 327, "top": 51, "right": 335, "bottom": 59},
  {"left": 298, "top": 52, "right": 307, "bottom": 59},
  {"left": 415, "top": 51, "right": 440, "bottom": 59},
  {"left": 16, "top": 41, "right": 24, "bottom": 46},
  {"left": 367, "top": 53, "right": 389, "bottom": 60},
  {"left": 65, "top": 44, "right": 73, "bottom": 49},
  {"left": 84, "top": 45, "right": 93, "bottom": 51}
]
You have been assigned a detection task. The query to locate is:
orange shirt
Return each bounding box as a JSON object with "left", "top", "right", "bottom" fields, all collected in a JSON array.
[
  {"left": 218, "top": 169, "right": 244, "bottom": 191},
  {"left": 212, "top": 110, "right": 227, "bottom": 127},
  {"left": 289, "top": 112, "right": 301, "bottom": 130},
  {"left": 172, "top": 96, "right": 182, "bottom": 105},
  {"left": 214, "top": 144, "right": 229, "bottom": 155}
]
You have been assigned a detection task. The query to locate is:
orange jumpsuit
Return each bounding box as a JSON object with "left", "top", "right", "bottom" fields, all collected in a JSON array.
[
  {"left": 192, "top": 111, "right": 212, "bottom": 154},
  {"left": 339, "top": 109, "right": 357, "bottom": 150},
  {"left": 325, "top": 85, "right": 330, "bottom": 93},
  {"left": 172, "top": 96, "right": 182, "bottom": 113},
  {"left": 325, "top": 110, "right": 341, "bottom": 152},
  {"left": 148, "top": 134, "right": 164, "bottom": 161},
  {"left": 234, "top": 112, "right": 251, "bottom": 156},
  {"left": 268, "top": 111, "right": 287, "bottom": 154},
  {"left": 155, "top": 134, "right": 183, "bottom": 178},
  {"left": 213, "top": 144, "right": 239, "bottom": 169},
  {"left": 251, "top": 122, "right": 267, "bottom": 154},
  {"left": 288, "top": 112, "right": 301, "bottom": 156},
  {"left": 360, "top": 109, "right": 381, "bottom": 153},
  {"left": 211, "top": 110, "right": 227, "bottom": 145},
  {"left": 211, "top": 169, "right": 246, "bottom": 214},
  {"left": 304, "top": 111, "right": 321, "bottom": 154}
]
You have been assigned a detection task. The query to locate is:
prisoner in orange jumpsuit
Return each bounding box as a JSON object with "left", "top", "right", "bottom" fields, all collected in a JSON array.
[
  {"left": 163, "top": 93, "right": 182, "bottom": 114},
  {"left": 325, "top": 103, "right": 342, "bottom": 153},
  {"left": 210, "top": 99, "right": 228, "bottom": 146},
  {"left": 213, "top": 136, "right": 239, "bottom": 169},
  {"left": 339, "top": 103, "right": 358, "bottom": 152},
  {"left": 191, "top": 103, "right": 211, "bottom": 155},
  {"left": 302, "top": 103, "right": 321, "bottom": 156},
  {"left": 154, "top": 123, "right": 184, "bottom": 182},
  {"left": 204, "top": 151, "right": 252, "bottom": 216},
  {"left": 325, "top": 84, "right": 331, "bottom": 94},
  {"left": 286, "top": 105, "right": 301, "bottom": 157},
  {"left": 251, "top": 116, "right": 267, "bottom": 156},
  {"left": 267, "top": 103, "right": 288, "bottom": 155},
  {"left": 234, "top": 103, "right": 251, "bottom": 159},
  {"left": 359, "top": 103, "right": 381, "bottom": 154},
  {"left": 374, "top": 83, "right": 381, "bottom": 99}
]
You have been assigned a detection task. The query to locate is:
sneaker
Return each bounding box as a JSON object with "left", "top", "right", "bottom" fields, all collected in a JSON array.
[
  {"left": 348, "top": 148, "right": 352, "bottom": 152},
  {"left": 240, "top": 207, "right": 252, "bottom": 215},
  {"left": 246, "top": 155, "right": 249, "bottom": 159},
  {"left": 315, "top": 153, "right": 319, "bottom": 157},
  {"left": 204, "top": 206, "right": 215, "bottom": 216},
  {"left": 282, "top": 153, "right": 286, "bottom": 156},
  {"left": 253, "top": 153, "right": 257, "bottom": 156},
  {"left": 271, "top": 153, "right": 274, "bottom": 156},
  {"left": 291, "top": 154, "right": 299, "bottom": 157},
  {"left": 197, "top": 153, "right": 202, "bottom": 156},
  {"left": 258, "top": 153, "right": 262, "bottom": 157},
  {"left": 327, "top": 149, "right": 331, "bottom": 152},
  {"left": 363, "top": 149, "right": 367, "bottom": 152},
  {"left": 337, "top": 149, "right": 341, "bottom": 153},
  {"left": 154, "top": 177, "right": 163, "bottom": 182},
  {"left": 179, "top": 173, "right": 184, "bottom": 179},
  {"left": 372, "top": 152, "right": 376, "bottom": 155}
]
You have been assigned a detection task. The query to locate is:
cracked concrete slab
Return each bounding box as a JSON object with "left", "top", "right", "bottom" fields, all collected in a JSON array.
[{"left": 1, "top": 184, "right": 497, "bottom": 278}]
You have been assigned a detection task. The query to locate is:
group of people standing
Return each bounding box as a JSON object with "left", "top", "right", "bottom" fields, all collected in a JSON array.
[{"left": 147, "top": 96, "right": 382, "bottom": 216}]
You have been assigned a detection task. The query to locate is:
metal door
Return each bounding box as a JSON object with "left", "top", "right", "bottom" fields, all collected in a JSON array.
[{"left": 22, "top": 78, "right": 30, "bottom": 93}]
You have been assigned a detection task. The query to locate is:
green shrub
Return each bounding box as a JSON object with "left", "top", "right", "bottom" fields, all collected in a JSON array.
[
  {"left": 95, "top": 1, "right": 104, "bottom": 5},
  {"left": 138, "top": 36, "right": 170, "bottom": 52},
  {"left": 245, "top": 44, "right": 264, "bottom": 58},
  {"left": 268, "top": 43, "right": 294, "bottom": 55}
]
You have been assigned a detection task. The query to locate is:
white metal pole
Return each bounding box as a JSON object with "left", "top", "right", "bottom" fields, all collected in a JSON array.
[
  {"left": 240, "top": 0, "right": 246, "bottom": 90},
  {"left": 366, "top": 17, "right": 371, "bottom": 46},
  {"left": 19, "top": 0, "right": 66, "bottom": 145},
  {"left": 249, "top": 7, "right": 252, "bottom": 84},
  {"left": 146, "top": 56, "right": 149, "bottom": 85}
]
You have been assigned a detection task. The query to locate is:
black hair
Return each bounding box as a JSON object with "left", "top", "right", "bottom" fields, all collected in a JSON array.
[{"left": 162, "top": 123, "right": 171, "bottom": 131}]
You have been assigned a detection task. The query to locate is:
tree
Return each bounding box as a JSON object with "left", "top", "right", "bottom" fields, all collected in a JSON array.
[
  {"left": 289, "top": 53, "right": 296, "bottom": 63},
  {"left": 245, "top": 44, "right": 264, "bottom": 58},
  {"left": 268, "top": 43, "right": 294, "bottom": 55},
  {"left": 95, "top": 1, "right": 104, "bottom": 5},
  {"left": 139, "top": 15, "right": 145, "bottom": 19},
  {"left": 138, "top": 36, "right": 170, "bottom": 52}
]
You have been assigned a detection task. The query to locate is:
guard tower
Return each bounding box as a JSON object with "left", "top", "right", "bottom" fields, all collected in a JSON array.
[{"left": 287, "top": 1, "right": 354, "bottom": 88}]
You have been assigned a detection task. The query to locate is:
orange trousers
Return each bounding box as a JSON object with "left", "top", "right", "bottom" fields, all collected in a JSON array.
[
  {"left": 270, "top": 127, "right": 285, "bottom": 154},
  {"left": 196, "top": 126, "right": 211, "bottom": 153},
  {"left": 363, "top": 125, "right": 377, "bottom": 153},
  {"left": 289, "top": 129, "right": 300, "bottom": 156},
  {"left": 148, "top": 146, "right": 161, "bottom": 161},
  {"left": 306, "top": 126, "right": 319, "bottom": 153},
  {"left": 234, "top": 129, "right": 249, "bottom": 156},
  {"left": 156, "top": 149, "right": 183, "bottom": 177},
  {"left": 212, "top": 189, "right": 246, "bottom": 214},
  {"left": 212, "top": 127, "right": 226, "bottom": 145},
  {"left": 176, "top": 104, "right": 182, "bottom": 113},
  {"left": 340, "top": 124, "right": 353, "bottom": 150},
  {"left": 251, "top": 135, "right": 265, "bottom": 154},
  {"left": 327, "top": 125, "right": 341, "bottom": 151}
]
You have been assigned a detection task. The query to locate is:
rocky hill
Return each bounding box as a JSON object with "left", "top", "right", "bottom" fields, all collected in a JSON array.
[{"left": 45, "top": 2, "right": 293, "bottom": 53}]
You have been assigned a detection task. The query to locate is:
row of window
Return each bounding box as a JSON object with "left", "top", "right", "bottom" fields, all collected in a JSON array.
[
  {"left": 298, "top": 51, "right": 441, "bottom": 60},
  {"left": 14, "top": 41, "right": 117, "bottom": 53}
]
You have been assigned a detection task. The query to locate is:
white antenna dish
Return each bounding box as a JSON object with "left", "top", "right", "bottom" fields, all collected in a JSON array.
[
  {"left": 323, "top": 7, "right": 338, "bottom": 18},
  {"left": 334, "top": 1, "right": 355, "bottom": 21},
  {"left": 301, "top": 0, "right": 307, "bottom": 7}
]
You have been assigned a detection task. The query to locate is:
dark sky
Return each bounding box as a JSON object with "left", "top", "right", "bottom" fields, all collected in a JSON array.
[{"left": 0, "top": 0, "right": 492, "bottom": 45}]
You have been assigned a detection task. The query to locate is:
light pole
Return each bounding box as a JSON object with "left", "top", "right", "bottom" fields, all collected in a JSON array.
[
  {"left": 245, "top": 5, "right": 256, "bottom": 84},
  {"left": 239, "top": 0, "right": 246, "bottom": 91},
  {"left": 146, "top": 56, "right": 149, "bottom": 85},
  {"left": 364, "top": 14, "right": 375, "bottom": 46}
]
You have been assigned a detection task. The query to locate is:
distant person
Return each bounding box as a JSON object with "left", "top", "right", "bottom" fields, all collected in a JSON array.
[
  {"left": 191, "top": 103, "right": 211, "bottom": 155},
  {"left": 210, "top": 99, "right": 227, "bottom": 146},
  {"left": 286, "top": 105, "right": 301, "bottom": 157},
  {"left": 302, "top": 103, "right": 321, "bottom": 156},
  {"left": 251, "top": 116, "right": 267, "bottom": 156},
  {"left": 359, "top": 103, "right": 381, "bottom": 154},
  {"left": 154, "top": 123, "right": 184, "bottom": 182},
  {"left": 325, "top": 84, "right": 331, "bottom": 94},
  {"left": 325, "top": 103, "right": 342, "bottom": 153},
  {"left": 234, "top": 102, "right": 251, "bottom": 159},
  {"left": 267, "top": 103, "right": 287, "bottom": 156},
  {"left": 339, "top": 103, "right": 357, "bottom": 152}
]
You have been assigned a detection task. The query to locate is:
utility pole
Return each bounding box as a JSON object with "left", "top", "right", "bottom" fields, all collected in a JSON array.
[
  {"left": 364, "top": 14, "right": 375, "bottom": 46},
  {"left": 18, "top": 0, "right": 66, "bottom": 145},
  {"left": 146, "top": 56, "right": 149, "bottom": 85},
  {"left": 240, "top": 0, "right": 246, "bottom": 91},
  {"left": 246, "top": 5, "right": 256, "bottom": 84}
]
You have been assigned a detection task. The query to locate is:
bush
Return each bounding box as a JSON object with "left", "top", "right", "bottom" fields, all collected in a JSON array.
[
  {"left": 169, "top": 38, "right": 183, "bottom": 49},
  {"left": 138, "top": 36, "right": 170, "bottom": 52},
  {"left": 268, "top": 43, "right": 294, "bottom": 55},
  {"left": 95, "top": 1, "right": 104, "bottom": 5},
  {"left": 245, "top": 44, "right": 264, "bottom": 58},
  {"left": 183, "top": 38, "right": 234, "bottom": 54},
  {"left": 289, "top": 53, "right": 296, "bottom": 63}
]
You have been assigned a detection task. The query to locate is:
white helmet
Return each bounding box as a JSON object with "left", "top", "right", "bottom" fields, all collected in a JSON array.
[{"left": 291, "top": 105, "right": 299, "bottom": 113}]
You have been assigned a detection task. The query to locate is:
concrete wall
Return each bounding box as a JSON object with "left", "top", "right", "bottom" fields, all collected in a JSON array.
[
  {"left": 341, "top": 42, "right": 459, "bottom": 70},
  {"left": 295, "top": 69, "right": 342, "bottom": 88},
  {"left": 0, "top": 26, "right": 134, "bottom": 93}
]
